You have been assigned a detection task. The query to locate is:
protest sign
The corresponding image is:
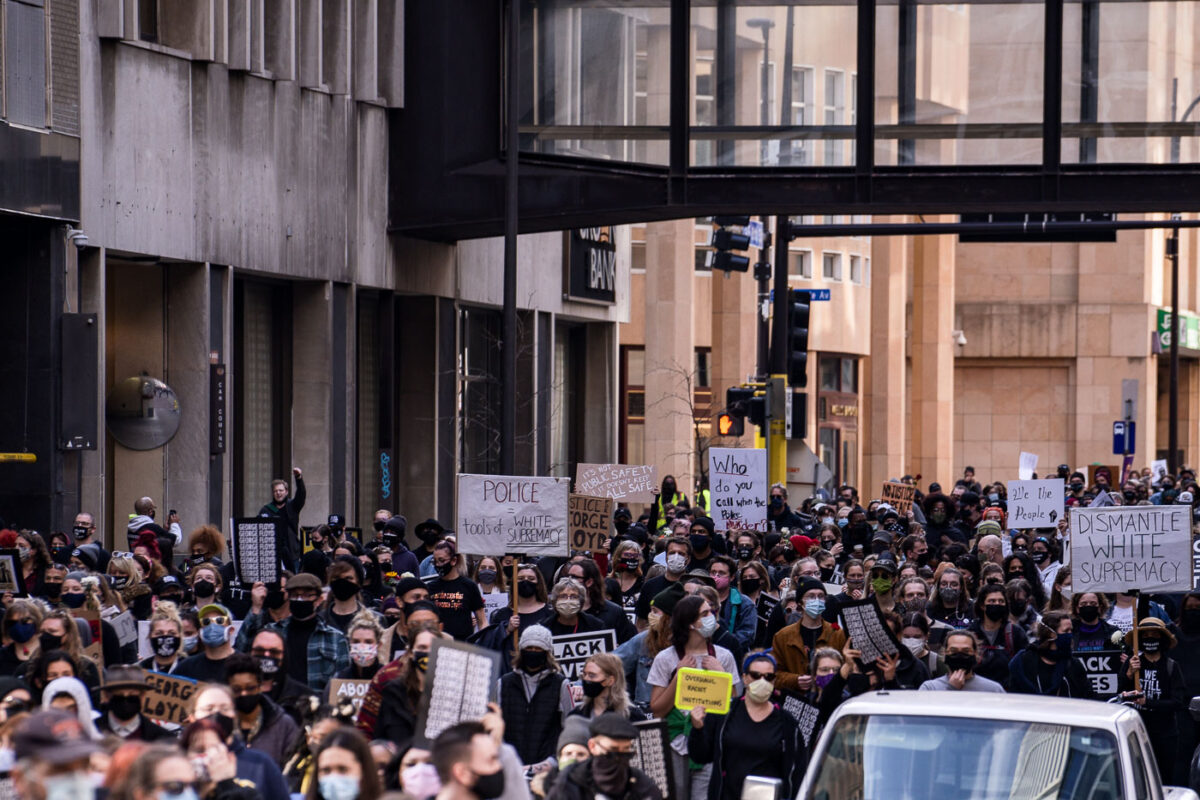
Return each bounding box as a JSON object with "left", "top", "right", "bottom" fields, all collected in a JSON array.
[
  {"left": 1072, "top": 505, "right": 1191, "bottom": 593},
  {"left": 709, "top": 448, "right": 768, "bottom": 531},
  {"left": 575, "top": 463, "right": 658, "bottom": 503},
  {"left": 630, "top": 720, "right": 675, "bottom": 799},
  {"left": 482, "top": 592, "right": 510, "bottom": 620},
  {"left": 553, "top": 629, "right": 617, "bottom": 681},
  {"left": 109, "top": 610, "right": 138, "bottom": 647},
  {"left": 1075, "top": 650, "right": 1122, "bottom": 700},
  {"left": 329, "top": 678, "right": 371, "bottom": 715},
  {"left": 414, "top": 638, "right": 502, "bottom": 747},
  {"left": 1194, "top": 538, "right": 1200, "bottom": 590},
  {"left": 781, "top": 693, "right": 822, "bottom": 748},
  {"left": 674, "top": 667, "right": 733, "bottom": 714},
  {"left": 1018, "top": 452, "right": 1039, "bottom": 480},
  {"left": 230, "top": 518, "right": 282, "bottom": 584},
  {"left": 1006, "top": 479, "right": 1064, "bottom": 528},
  {"left": 142, "top": 672, "right": 199, "bottom": 726},
  {"left": 1152, "top": 459, "right": 1169, "bottom": 483},
  {"left": 880, "top": 482, "right": 915, "bottom": 516},
  {"left": 456, "top": 474, "right": 570, "bottom": 557},
  {"left": 837, "top": 598, "right": 900, "bottom": 663},
  {"left": 568, "top": 494, "right": 613, "bottom": 552},
  {"left": 0, "top": 551, "right": 22, "bottom": 596}
]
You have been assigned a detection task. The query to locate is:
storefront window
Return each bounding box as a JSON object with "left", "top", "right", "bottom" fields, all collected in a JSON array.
[
  {"left": 620, "top": 346, "right": 645, "bottom": 464},
  {"left": 459, "top": 307, "right": 502, "bottom": 475}
]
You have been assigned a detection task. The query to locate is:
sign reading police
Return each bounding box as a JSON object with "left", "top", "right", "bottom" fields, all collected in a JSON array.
[
  {"left": 456, "top": 475, "right": 570, "bottom": 557},
  {"left": 1071, "top": 505, "right": 1191, "bottom": 593}
]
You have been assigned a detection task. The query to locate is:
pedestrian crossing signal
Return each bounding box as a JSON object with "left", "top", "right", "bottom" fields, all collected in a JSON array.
[{"left": 717, "top": 411, "right": 743, "bottom": 437}]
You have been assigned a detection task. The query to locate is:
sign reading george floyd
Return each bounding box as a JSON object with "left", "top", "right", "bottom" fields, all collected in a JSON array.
[
  {"left": 575, "top": 463, "right": 658, "bottom": 503},
  {"left": 1071, "top": 505, "right": 1191, "bottom": 593},
  {"left": 569, "top": 494, "right": 613, "bottom": 552},
  {"left": 142, "top": 672, "right": 199, "bottom": 726},
  {"left": 1006, "top": 479, "right": 1064, "bottom": 528},
  {"left": 456, "top": 474, "right": 570, "bottom": 557},
  {"left": 709, "top": 448, "right": 768, "bottom": 531},
  {"left": 563, "top": 227, "right": 617, "bottom": 304}
]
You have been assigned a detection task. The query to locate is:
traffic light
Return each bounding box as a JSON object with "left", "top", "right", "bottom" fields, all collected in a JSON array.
[
  {"left": 717, "top": 410, "right": 743, "bottom": 437},
  {"left": 708, "top": 219, "right": 752, "bottom": 272},
  {"left": 720, "top": 386, "right": 755, "bottom": 437},
  {"left": 747, "top": 394, "right": 766, "bottom": 428},
  {"left": 787, "top": 289, "right": 811, "bottom": 387}
]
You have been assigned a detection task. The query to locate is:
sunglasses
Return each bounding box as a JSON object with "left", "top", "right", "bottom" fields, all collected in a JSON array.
[
  {"left": 111, "top": 551, "right": 135, "bottom": 560},
  {"left": 747, "top": 670, "right": 776, "bottom": 682},
  {"left": 200, "top": 616, "right": 230, "bottom": 627}
]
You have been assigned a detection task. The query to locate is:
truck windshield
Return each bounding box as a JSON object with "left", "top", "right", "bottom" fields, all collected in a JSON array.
[{"left": 807, "top": 714, "right": 1123, "bottom": 800}]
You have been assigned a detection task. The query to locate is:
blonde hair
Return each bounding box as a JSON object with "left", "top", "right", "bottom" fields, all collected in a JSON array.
[
  {"left": 40, "top": 609, "right": 84, "bottom": 663},
  {"left": 581, "top": 653, "right": 631, "bottom": 717},
  {"left": 149, "top": 601, "right": 183, "bottom": 635}
]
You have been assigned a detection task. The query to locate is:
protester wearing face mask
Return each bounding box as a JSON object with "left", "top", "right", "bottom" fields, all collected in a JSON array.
[
  {"left": 766, "top": 483, "right": 805, "bottom": 534},
  {"left": 687, "top": 653, "right": 804, "bottom": 800},
  {"left": 497, "top": 625, "right": 572, "bottom": 770},
  {"left": 123, "top": 745, "right": 229, "bottom": 800},
  {"left": 613, "top": 584, "right": 683, "bottom": 710},
  {"left": 564, "top": 560, "right": 637, "bottom": 644},
  {"left": 684, "top": 517, "right": 719, "bottom": 573},
  {"left": 545, "top": 713, "right": 662, "bottom": 800},
  {"left": 430, "top": 720, "right": 512, "bottom": 800},
  {"left": 335, "top": 614, "right": 384, "bottom": 682},
  {"left": 604, "top": 541, "right": 645, "bottom": 627},
  {"left": 1119, "top": 618, "right": 1188, "bottom": 780},
  {"left": 175, "top": 604, "right": 237, "bottom": 683},
  {"left": 263, "top": 573, "right": 349, "bottom": 693},
  {"left": 928, "top": 566, "right": 972, "bottom": 629},
  {"left": 923, "top": 493, "right": 969, "bottom": 549},
  {"left": 738, "top": 562, "right": 777, "bottom": 649},
  {"left": 0, "top": 601, "right": 44, "bottom": 675},
  {"left": 570, "top": 653, "right": 647, "bottom": 723},
  {"left": 187, "top": 565, "right": 224, "bottom": 614},
  {"left": 1046, "top": 566, "right": 1074, "bottom": 614},
  {"left": 867, "top": 554, "right": 899, "bottom": 614},
  {"left": 188, "top": 686, "right": 289, "bottom": 798},
  {"left": 223, "top": 654, "right": 301, "bottom": 764},
  {"left": 234, "top": 574, "right": 292, "bottom": 651},
  {"left": 772, "top": 578, "right": 847, "bottom": 694},
  {"left": 318, "top": 557, "right": 379, "bottom": 636},
  {"left": 705, "top": 556, "right": 756, "bottom": 651},
  {"left": 359, "top": 624, "right": 447, "bottom": 745},
  {"left": 12, "top": 709, "right": 102, "bottom": 800},
  {"left": 1028, "top": 534, "right": 1062, "bottom": 595},
  {"left": 648, "top": 475, "right": 688, "bottom": 536},
  {"left": 1070, "top": 591, "right": 1119, "bottom": 652},
  {"left": 966, "top": 584, "right": 1027, "bottom": 688},
  {"left": 424, "top": 542, "right": 486, "bottom": 640},
  {"left": 92, "top": 664, "right": 172, "bottom": 742},
  {"left": 247, "top": 629, "right": 315, "bottom": 710},
  {"left": 1007, "top": 612, "right": 1093, "bottom": 698},
  {"left": 545, "top": 578, "right": 605, "bottom": 637},
  {"left": 899, "top": 613, "right": 945, "bottom": 678},
  {"left": 919, "top": 630, "right": 1005, "bottom": 692},
  {"left": 635, "top": 538, "right": 691, "bottom": 631}
]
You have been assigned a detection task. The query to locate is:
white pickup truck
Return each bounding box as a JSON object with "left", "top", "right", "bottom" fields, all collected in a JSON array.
[{"left": 794, "top": 691, "right": 1200, "bottom": 800}]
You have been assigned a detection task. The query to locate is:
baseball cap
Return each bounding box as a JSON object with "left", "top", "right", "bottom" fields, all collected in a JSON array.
[
  {"left": 197, "top": 603, "right": 232, "bottom": 620},
  {"left": 328, "top": 514, "right": 345, "bottom": 528},
  {"left": 13, "top": 710, "right": 99, "bottom": 765}
]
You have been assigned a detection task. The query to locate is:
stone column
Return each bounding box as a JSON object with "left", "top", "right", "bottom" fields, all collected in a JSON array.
[
  {"left": 643, "top": 220, "right": 697, "bottom": 486},
  {"left": 864, "top": 221, "right": 910, "bottom": 493},
  {"left": 910, "top": 227, "right": 956, "bottom": 486}
]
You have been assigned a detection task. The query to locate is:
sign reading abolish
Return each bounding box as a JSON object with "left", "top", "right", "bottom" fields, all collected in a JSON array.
[
  {"left": 575, "top": 463, "right": 658, "bottom": 504},
  {"left": 1006, "top": 479, "right": 1064, "bottom": 528},
  {"left": 456, "top": 474, "right": 570, "bottom": 557},
  {"left": 569, "top": 494, "right": 613, "bottom": 552},
  {"left": 880, "top": 482, "right": 915, "bottom": 516},
  {"left": 674, "top": 668, "right": 733, "bottom": 714},
  {"left": 709, "top": 448, "right": 768, "bottom": 531},
  {"left": 329, "top": 678, "right": 371, "bottom": 714},
  {"left": 1071, "top": 505, "right": 1191, "bottom": 593}
]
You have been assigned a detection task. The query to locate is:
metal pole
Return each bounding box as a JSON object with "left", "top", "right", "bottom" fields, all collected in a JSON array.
[
  {"left": 755, "top": 227, "right": 771, "bottom": 379},
  {"left": 1169, "top": 226, "right": 1180, "bottom": 474},
  {"left": 772, "top": 215, "right": 790, "bottom": 376},
  {"left": 501, "top": 0, "right": 520, "bottom": 475},
  {"left": 760, "top": 27, "right": 771, "bottom": 164},
  {"left": 779, "top": 5, "right": 795, "bottom": 166}
]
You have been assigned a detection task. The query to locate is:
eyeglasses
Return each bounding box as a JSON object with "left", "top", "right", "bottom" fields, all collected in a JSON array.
[
  {"left": 747, "top": 670, "right": 776, "bottom": 681},
  {"left": 200, "top": 616, "right": 230, "bottom": 627},
  {"left": 251, "top": 648, "right": 283, "bottom": 658},
  {"left": 111, "top": 551, "right": 135, "bottom": 560}
]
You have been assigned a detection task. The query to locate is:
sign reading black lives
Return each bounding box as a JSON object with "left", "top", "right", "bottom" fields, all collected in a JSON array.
[{"left": 564, "top": 227, "right": 617, "bottom": 304}]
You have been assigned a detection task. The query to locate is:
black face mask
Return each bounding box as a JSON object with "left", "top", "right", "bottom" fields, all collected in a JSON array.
[
  {"left": 1077, "top": 605, "right": 1101, "bottom": 624},
  {"left": 150, "top": 635, "right": 180, "bottom": 657},
  {"left": 614, "top": 520, "right": 630, "bottom": 534},
  {"left": 42, "top": 582, "right": 63, "bottom": 600},
  {"left": 382, "top": 533, "right": 401, "bottom": 549},
  {"left": 193, "top": 580, "right": 216, "bottom": 599},
  {"left": 265, "top": 589, "right": 287, "bottom": 610},
  {"left": 741, "top": 578, "right": 762, "bottom": 595},
  {"left": 208, "top": 713, "right": 235, "bottom": 741},
  {"left": 1142, "top": 637, "right": 1163, "bottom": 654},
  {"left": 471, "top": 766, "right": 506, "bottom": 800},
  {"left": 819, "top": 567, "right": 835, "bottom": 582},
  {"left": 256, "top": 655, "right": 280, "bottom": 676},
  {"left": 289, "top": 599, "right": 315, "bottom": 620},
  {"left": 434, "top": 561, "right": 454, "bottom": 577},
  {"left": 736, "top": 547, "right": 754, "bottom": 561},
  {"left": 234, "top": 693, "right": 261, "bottom": 714},
  {"left": 984, "top": 604, "right": 1008, "bottom": 622},
  {"left": 108, "top": 695, "right": 142, "bottom": 722},
  {"left": 330, "top": 578, "right": 360, "bottom": 602},
  {"left": 581, "top": 679, "right": 606, "bottom": 699},
  {"left": 51, "top": 547, "right": 72, "bottom": 565},
  {"left": 39, "top": 632, "right": 64, "bottom": 652},
  {"left": 591, "top": 751, "right": 632, "bottom": 794},
  {"left": 945, "top": 652, "right": 976, "bottom": 673},
  {"left": 1009, "top": 599, "right": 1029, "bottom": 616},
  {"left": 373, "top": 520, "right": 387, "bottom": 532},
  {"left": 1030, "top": 551, "right": 1049, "bottom": 564},
  {"left": 477, "top": 569, "right": 498, "bottom": 585},
  {"left": 521, "top": 649, "right": 548, "bottom": 673},
  {"left": 517, "top": 581, "right": 537, "bottom": 599}
]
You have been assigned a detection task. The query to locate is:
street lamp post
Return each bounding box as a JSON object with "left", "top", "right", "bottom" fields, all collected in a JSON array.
[
  {"left": 748, "top": 18, "right": 775, "bottom": 379},
  {"left": 1166, "top": 78, "right": 1196, "bottom": 473},
  {"left": 747, "top": 18, "right": 775, "bottom": 166}
]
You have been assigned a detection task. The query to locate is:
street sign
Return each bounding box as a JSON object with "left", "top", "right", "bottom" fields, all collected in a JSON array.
[
  {"left": 1112, "top": 421, "right": 1136, "bottom": 455},
  {"left": 769, "top": 288, "right": 829, "bottom": 302},
  {"left": 745, "top": 219, "right": 765, "bottom": 249}
]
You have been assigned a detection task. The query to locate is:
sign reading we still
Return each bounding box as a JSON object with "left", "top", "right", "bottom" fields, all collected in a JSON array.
[
  {"left": 1071, "top": 505, "right": 1192, "bottom": 593},
  {"left": 456, "top": 474, "right": 570, "bottom": 557}
]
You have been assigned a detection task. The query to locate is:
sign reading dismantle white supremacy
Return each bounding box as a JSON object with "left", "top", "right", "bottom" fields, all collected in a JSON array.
[
  {"left": 456, "top": 474, "right": 570, "bottom": 557},
  {"left": 1071, "top": 505, "right": 1191, "bottom": 593}
]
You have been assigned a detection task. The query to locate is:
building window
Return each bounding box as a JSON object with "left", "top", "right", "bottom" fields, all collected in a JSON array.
[
  {"left": 820, "top": 355, "right": 858, "bottom": 393},
  {"left": 849, "top": 254, "right": 863, "bottom": 284},
  {"left": 631, "top": 243, "right": 646, "bottom": 272},
  {"left": 790, "top": 66, "right": 814, "bottom": 165},
  {"left": 790, "top": 250, "right": 812, "bottom": 279},
  {"left": 5, "top": 0, "right": 47, "bottom": 128},
  {"left": 864, "top": 257, "right": 871, "bottom": 286},
  {"left": 694, "top": 57, "right": 715, "bottom": 165},
  {"left": 822, "top": 252, "right": 842, "bottom": 282},
  {"left": 695, "top": 247, "right": 712, "bottom": 272},
  {"left": 620, "top": 346, "right": 645, "bottom": 465},
  {"left": 459, "top": 306, "right": 502, "bottom": 475},
  {"left": 823, "top": 69, "right": 844, "bottom": 166}
]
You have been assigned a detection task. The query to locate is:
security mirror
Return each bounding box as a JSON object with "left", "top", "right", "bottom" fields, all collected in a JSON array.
[{"left": 105, "top": 375, "right": 181, "bottom": 450}]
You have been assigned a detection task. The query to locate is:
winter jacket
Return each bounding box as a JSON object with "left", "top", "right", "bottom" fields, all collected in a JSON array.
[
  {"left": 242, "top": 694, "right": 302, "bottom": 763},
  {"left": 547, "top": 758, "right": 663, "bottom": 800},
  {"left": 257, "top": 476, "right": 306, "bottom": 568}
]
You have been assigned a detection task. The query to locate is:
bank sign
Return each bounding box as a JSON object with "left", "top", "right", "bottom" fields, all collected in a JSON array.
[{"left": 564, "top": 227, "right": 617, "bottom": 304}]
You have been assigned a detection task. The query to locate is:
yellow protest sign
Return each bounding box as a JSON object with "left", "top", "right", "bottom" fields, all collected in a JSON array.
[{"left": 673, "top": 667, "right": 732, "bottom": 714}]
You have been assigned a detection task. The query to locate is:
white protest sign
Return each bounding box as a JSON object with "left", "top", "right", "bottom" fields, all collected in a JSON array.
[
  {"left": 1152, "top": 459, "right": 1169, "bottom": 483},
  {"left": 1006, "top": 479, "right": 1064, "bottom": 528},
  {"left": 709, "top": 448, "right": 768, "bottom": 531},
  {"left": 456, "top": 475, "right": 570, "bottom": 557},
  {"left": 481, "top": 592, "right": 510, "bottom": 620},
  {"left": 1018, "top": 451, "right": 1039, "bottom": 480},
  {"left": 1071, "top": 505, "right": 1191, "bottom": 593},
  {"left": 574, "top": 464, "right": 658, "bottom": 503}
]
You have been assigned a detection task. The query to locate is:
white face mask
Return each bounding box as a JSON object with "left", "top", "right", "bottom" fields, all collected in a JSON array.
[
  {"left": 666, "top": 553, "right": 687, "bottom": 573},
  {"left": 1060, "top": 586, "right": 1073, "bottom": 601},
  {"left": 745, "top": 677, "right": 774, "bottom": 704},
  {"left": 46, "top": 773, "right": 95, "bottom": 800},
  {"left": 901, "top": 637, "right": 925, "bottom": 657}
]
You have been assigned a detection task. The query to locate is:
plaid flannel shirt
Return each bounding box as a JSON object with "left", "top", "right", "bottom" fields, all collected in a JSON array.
[{"left": 267, "top": 616, "right": 349, "bottom": 692}]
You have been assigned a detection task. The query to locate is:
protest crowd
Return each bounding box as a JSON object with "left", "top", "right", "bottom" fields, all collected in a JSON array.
[{"left": 3, "top": 460, "right": 1200, "bottom": 800}]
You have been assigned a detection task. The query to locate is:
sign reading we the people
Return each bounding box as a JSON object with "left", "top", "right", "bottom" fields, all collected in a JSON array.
[
  {"left": 456, "top": 474, "right": 570, "bottom": 557},
  {"left": 1071, "top": 505, "right": 1191, "bottom": 593},
  {"left": 1006, "top": 479, "right": 1064, "bottom": 528}
]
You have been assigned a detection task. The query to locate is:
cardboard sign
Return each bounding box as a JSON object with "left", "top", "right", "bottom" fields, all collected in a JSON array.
[
  {"left": 109, "top": 610, "right": 138, "bottom": 647},
  {"left": 630, "top": 719, "right": 675, "bottom": 799},
  {"left": 142, "top": 671, "right": 199, "bottom": 726},
  {"left": 781, "top": 693, "right": 822, "bottom": 748},
  {"left": 569, "top": 494, "right": 613, "bottom": 552},
  {"left": 880, "top": 482, "right": 915, "bottom": 516},
  {"left": 455, "top": 474, "right": 570, "bottom": 557},
  {"left": 837, "top": 597, "right": 900, "bottom": 663},
  {"left": 414, "top": 638, "right": 502, "bottom": 748},
  {"left": 575, "top": 463, "right": 658, "bottom": 504},
  {"left": 329, "top": 678, "right": 371, "bottom": 715},
  {"left": 674, "top": 667, "right": 733, "bottom": 714},
  {"left": 552, "top": 629, "right": 618, "bottom": 681},
  {"left": 0, "top": 550, "right": 23, "bottom": 596},
  {"left": 1019, "top": 451, "right": 1039, "bottom": 480},
  {"left": 231, "top": 518, "right": 282, "bottom": 584},
  {"left": 709, "top": 448, "right": 768, "bottom": 531},
  {"left": 1071, "top": 505, "right": 1192, "bottom": 593},
  {"left": 1006, "top": 479, "right": 1064, "bottom": 529},
  {"left": 1075, "top": 650, "right": 1122, "bottom": 700}
]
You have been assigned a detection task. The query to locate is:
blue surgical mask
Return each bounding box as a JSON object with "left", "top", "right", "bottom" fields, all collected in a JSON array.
[
  {"left": 158, "top": 789, "right": 199, "bottom": 800},
  {"left": 837, "top": 518, "right": 849, "bottom": 528},
  {"left": 804, "top": 598, "right": 826, "bottom": 618},
  {"left": 200, "top": 624, "right": 228, "bottom": 648},
  {"left": 319, "top": 774, "right": 360, "bottom": 800},
  {"left": 183, "top": 635, "right": 199, "bottom": 653}
]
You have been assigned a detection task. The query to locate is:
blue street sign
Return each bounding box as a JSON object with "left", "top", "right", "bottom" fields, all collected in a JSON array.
[
  {"left": 1112, "top": 421, "right": 1136, "bottom": 455},
  {"left": 769, "top": 288, "right": 830, "bottom": 301}
]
